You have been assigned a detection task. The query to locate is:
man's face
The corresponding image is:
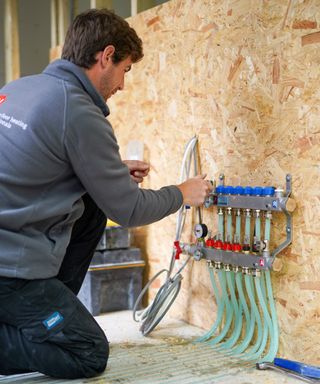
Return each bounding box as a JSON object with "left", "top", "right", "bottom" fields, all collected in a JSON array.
[{"left": 99, "top": 56, "right": 132, "bottom": 101}]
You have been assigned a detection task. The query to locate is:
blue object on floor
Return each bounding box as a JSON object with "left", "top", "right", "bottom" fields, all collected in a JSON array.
[{"left": 274, "top": 358, "right": 320, "bottom": 379}]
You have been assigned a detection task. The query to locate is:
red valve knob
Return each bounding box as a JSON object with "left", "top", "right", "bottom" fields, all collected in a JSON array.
[
  {"left": 225, "top": 242, "right": 233, "bottom": 251},
  {"left": 174, "top": 241, "right": 182, "bottom": 260},
  {"left": 215, "top": 239, "right": 223, "bottom": 249},
  {"left": 232, "top": 243, "right": 242, "bottom": 252},
  {"left": 206, "top": 238, "right": 215, "bottom": 248},
  {"left": 222, "top": 242, "right": 228, "bottom": 251}
]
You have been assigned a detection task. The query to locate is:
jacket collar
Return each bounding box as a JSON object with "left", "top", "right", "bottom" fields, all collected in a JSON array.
[{"left": 43, "top": 59, "right": 110, "bottom": 117}]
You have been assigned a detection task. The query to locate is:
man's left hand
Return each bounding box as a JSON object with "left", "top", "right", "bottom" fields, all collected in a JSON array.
[{"left": 123, "top": 160, "right": 150, "bottom": 184}]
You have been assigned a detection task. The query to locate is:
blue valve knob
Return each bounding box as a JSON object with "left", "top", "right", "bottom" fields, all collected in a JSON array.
[
  {"left": 225, "top": 186, "right": 234, "bottom": 195},
  {"left": 216, "top": 185, "right": 224, "bottom": 194},
  {"left": 253, "top": 186, "right": 263, "bottom": 196},
  {"left": 262, "top": 186, "right": 275, "bottom": 196},
  {"left": 244, "top": 186, "right": 253, "bottom": 195},
  {"left": 220, "top": 186, "right": 227, "bottom": 194},
  {"left": 234, "top": 186, "right": 244, "bottom": 195}
]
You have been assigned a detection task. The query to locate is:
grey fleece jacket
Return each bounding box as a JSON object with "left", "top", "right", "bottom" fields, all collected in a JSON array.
[{"left": 0, "top": 59, "right": 183, "bottom": 279}]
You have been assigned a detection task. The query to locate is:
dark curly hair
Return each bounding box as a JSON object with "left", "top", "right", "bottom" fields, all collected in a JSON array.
[{"left": 61, "top": 8, "right": 143, "bottom": 68}]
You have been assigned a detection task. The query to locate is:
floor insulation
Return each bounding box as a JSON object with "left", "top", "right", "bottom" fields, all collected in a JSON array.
[{"left": 0, "top": 311, "right": 302, "bottom": 383}]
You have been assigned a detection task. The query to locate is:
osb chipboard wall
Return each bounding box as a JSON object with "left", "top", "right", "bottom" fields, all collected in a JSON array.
[{"left": 109, "top": 0, "right": 320, "bottom": 363}]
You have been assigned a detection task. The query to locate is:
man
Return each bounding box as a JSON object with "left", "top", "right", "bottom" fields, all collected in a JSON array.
[{"left": 0, "top": 8, "right": 211, "bottom": 379}]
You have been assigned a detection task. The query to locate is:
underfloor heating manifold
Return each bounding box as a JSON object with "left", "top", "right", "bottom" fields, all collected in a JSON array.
[
  {"left": 182, "top": 172, "right": 294, "bottom": 363},
  {"left": 133, "top": 137, "right": 295, "bottom": 367}
]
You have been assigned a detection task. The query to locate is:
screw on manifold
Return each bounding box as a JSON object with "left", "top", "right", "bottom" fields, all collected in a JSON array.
[
  {"left": 233, "top": 265, "right": 240, "bottom": 273},
  {"left": 194, "top": 249, "right": 202, "bottom": 261},
  {"left": 204, "top": 195, "right": 214, "bottom": 208},
  {"left": 224, "top": 264, "right": 231, "bottom": 272}
]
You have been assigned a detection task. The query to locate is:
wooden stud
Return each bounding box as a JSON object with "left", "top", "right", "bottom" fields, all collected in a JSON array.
[
  {"left": 131, "top": 0, "right": 138, "bottom": 16},
  {"left": 51, "top": 0, "right": 58, "bottom": 49},
  {"left": 49, "top": 0, "right": 69, "bottom": 62},
  {"left": 58, "top": 0, "right": 69, "bottom": 46},
  {"left": 4, "top": 0, "right": 20, "bottom": 83}
]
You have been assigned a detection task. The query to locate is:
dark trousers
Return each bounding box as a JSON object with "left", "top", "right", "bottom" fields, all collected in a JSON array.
[{"left": 0, "top": 194, "right": 108, "bottom": 379}]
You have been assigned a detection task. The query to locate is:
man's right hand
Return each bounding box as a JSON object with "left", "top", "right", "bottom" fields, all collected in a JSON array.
[{"left": 177, "top": 175, "right": 212, "bottom": 207}]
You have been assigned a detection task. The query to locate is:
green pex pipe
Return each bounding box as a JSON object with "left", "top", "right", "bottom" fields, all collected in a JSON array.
[
  {"left": 226, "top": 211, "right": 232, "bottom": 242},
  {"left": 207, "top": 270, "right": 234, "bottom": 346},
  {"left": 245, "top": 214, "right": 250, "bottom": 237},
  {"left": 195, "top": 266, "right": 225, "bottom": 343},
  {"left": 255, "top": 215, "right": 261, "bottom": 241},
  {"left": 263, "top": 270, "right": 279, "bottom": 362},
  {"left": 228, "top": 273, "right": 253, "bottom": 355},
  {"left": 218, "top": 210, "right": 224, "bottom": 241},
  {"left": 264, "top": 215, "right": 271, "bottom": 242},
  {"left": 262, "top": 211, "right": 279, "bottom": 361},
  {"left": 260, "top": 267, "right": 267, "bottom": 298},
  {"left": 240, "top": 274, "right": 263, "bottom": 361},
  {"left": 216, "top": 271, "right": 243, "bottom": 350},
  {"left": 244, "top": 213, "right": 251, "bottom": 245},
  {"left": 255, "top": 272, "right": 274, "bottom": 362},
  {"left": 249, "top": 274, "right": 269, "bottom": 360},
  {"left": 234, "top": 214, "right": 241, "bottom": 243}
]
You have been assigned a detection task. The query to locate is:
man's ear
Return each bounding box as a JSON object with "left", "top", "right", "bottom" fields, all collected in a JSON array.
[{"left": 101, "top": 45, "right": 115, "bottom": 66}]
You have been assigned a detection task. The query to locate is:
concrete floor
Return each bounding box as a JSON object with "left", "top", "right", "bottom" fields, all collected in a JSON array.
[{"left": 0, "top": 310, "right": 308, "bottom": 383}]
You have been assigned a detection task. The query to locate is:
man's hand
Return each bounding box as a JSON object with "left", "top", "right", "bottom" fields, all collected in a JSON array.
[
  {"left": 177, "top": 174, "right": 212, "bottom": 207},
  {"left": 123, "top": 160, "right": 150, "bottom": 184}
]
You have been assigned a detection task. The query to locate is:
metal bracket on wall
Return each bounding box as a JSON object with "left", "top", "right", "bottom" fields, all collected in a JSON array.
[{"left": 271, "top": 174, "right": 292, "bottom": 262}]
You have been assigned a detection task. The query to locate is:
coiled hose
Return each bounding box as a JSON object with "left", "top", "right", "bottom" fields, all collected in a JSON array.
[{"left": 133, "top": 136, "right": 199, "bottom": 335}]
